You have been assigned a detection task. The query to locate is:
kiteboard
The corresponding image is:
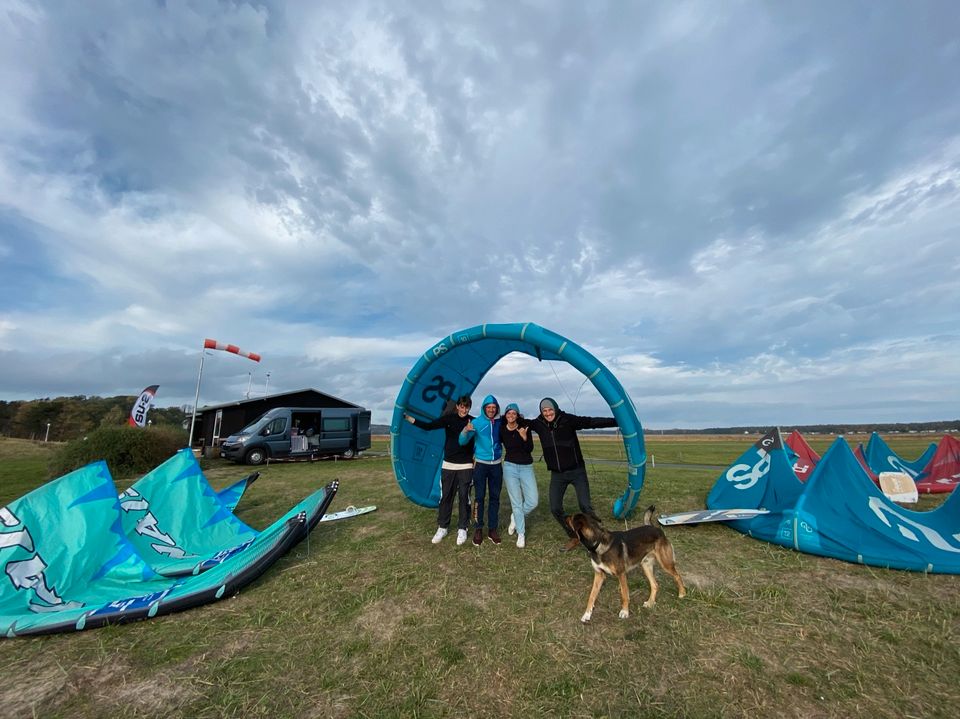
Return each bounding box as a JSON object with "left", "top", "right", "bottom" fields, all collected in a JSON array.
[
  {"left": 319, "top": 505, "right": 377, "bottom": 523},
  {"left": 658, "top": 508, "right": 770, "bottom": 526}
]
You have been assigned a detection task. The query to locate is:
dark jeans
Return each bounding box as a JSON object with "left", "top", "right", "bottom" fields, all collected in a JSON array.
[
  {"left": 473, "top": 462, "right": 503, "bottom": 529},
  {"left": 437, "top": 467, "right": 473, "bottom": 530},
  {"left": 549, "top": 465, "right": 594, "bottom": 537}
]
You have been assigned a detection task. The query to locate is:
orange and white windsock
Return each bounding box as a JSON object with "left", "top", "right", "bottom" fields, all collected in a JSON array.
[{"left": 203, "top": 339, "right": 262, "bottom": 362}]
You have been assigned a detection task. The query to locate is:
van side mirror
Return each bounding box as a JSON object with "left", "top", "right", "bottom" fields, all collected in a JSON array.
[{"left": 261, "top": 428, "right": 270, "bottom": 436}]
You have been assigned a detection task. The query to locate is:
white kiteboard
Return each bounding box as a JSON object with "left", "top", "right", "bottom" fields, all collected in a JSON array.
[
  {"left": 658, "top": 508, "right": 770, "bottom": 526},
  {"left": 319, "top": 505, "right": 377, "bottom": 523}
]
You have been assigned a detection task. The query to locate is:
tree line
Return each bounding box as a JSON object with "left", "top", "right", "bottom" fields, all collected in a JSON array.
[{"left": 0, "top": 397, "right": 188, "bottom": 442}]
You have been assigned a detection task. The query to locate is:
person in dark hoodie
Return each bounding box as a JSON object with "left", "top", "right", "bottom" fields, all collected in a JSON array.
[
  {"left": 526, "top": 397, "right": 617, "bottom": 551},
  {"left": 461, "top": 394, "right": 504, "bottom": 545},
  {"left": 403, "top": 395, "right": 476, "bottom": 545}
]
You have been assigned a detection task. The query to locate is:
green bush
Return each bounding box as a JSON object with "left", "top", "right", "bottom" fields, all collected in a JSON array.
[{"left": 49, "top": 426, "right": 187, "bottom": 479}]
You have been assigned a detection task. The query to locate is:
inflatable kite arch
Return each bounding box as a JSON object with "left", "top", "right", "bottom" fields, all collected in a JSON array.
[{"left": 390, "top": 323, "right": 647, "bottom": 518}]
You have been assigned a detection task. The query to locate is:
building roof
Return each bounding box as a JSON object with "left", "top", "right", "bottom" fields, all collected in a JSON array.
[{"left": 198, "top": 388, "right": 362, "bottom": 412}]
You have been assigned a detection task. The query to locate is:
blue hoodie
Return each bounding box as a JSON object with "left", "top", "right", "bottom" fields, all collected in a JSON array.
[{"left": 461, "top": 394, "right": 502, "bottom": 463}]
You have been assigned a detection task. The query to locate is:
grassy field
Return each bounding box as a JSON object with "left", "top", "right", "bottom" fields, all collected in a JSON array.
[{"left": 1, "top": 433, "right": 958, "bottom": 718}]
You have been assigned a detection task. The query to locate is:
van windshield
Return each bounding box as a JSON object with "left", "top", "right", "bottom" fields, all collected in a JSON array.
[
  {"left": 238, "top": 409, "right": 280, "bottom": 435},
  {"left": 236, "top": 419, "right": 262, "bottom": 435}
]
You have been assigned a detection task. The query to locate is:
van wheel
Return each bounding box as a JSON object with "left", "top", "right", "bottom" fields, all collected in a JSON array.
[
  {"left": 245, "top": 448, "right": 267, "bottom": 465},
  {"left": 341, "top": 448, "right": 355, "bottom": 460}
]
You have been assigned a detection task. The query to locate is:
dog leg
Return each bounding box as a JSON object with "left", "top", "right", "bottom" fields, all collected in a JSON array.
[
  {"left": 617, "top": 574, "right": 630, "bottom": 619},
  {"left": 581, "top": 571, "right": 605, "bottom": 623},
  {"left": 641, "top": 555, "right": 659, "bottom": 608},
  {"left": 654, "top": 541, "right": 687, "bottom": 599}
]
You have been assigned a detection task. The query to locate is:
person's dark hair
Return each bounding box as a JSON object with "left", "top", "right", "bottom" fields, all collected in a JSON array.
[{"left": 440, "top": 395, "right": 472, "bottom": 415}]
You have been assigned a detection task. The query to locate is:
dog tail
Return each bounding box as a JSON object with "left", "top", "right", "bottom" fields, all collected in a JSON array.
[{"left": 642, "top": 504, "right": 660, "bottom": 527}]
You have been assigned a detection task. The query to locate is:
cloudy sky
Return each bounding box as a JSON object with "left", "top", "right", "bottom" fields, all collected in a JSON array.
[{"left": 1, "top": 0, "right": 958, "bottom": 428}]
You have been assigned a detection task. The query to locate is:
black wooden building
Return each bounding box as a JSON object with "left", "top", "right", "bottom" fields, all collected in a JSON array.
[{"left": 192, "top": 388, "right": 364, "bottom": 448}]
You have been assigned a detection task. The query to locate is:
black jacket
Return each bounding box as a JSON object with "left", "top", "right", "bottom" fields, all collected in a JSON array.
[
  {"left": 527, "top": 411, "right": 617, "bottom": 472},
  {"left": 412, "top": 413, "right": 475, "bottom": 464}
]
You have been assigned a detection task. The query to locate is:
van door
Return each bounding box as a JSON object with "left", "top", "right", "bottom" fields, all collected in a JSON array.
[
  {"left": 319, "top": 414, "right": 352, "bottom": 455},
  {"left": 356, "top": 411, "right": 372, "bottom": 451},
  {"left": 260, "top": 414, "right": 291, "bottom": 458}
]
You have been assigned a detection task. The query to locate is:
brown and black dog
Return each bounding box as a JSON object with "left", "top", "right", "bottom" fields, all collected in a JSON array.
[{"left": 566, "top": 507, "right": 686, "bottom": 623}]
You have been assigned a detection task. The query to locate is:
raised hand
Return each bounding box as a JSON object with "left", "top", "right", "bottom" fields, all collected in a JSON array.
[
  {"left": 464, "top": 420, "right": 475, "bottom": 433},
  {"left": 518, "top": 426, "right": 528, "bottom": 440}
]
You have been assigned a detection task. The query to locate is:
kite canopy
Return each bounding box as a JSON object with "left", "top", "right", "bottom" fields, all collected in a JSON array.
[
  {"left": 707, "top": 429, "right": 960, "bottom": 574},
  {"left": 119, "top": 449, "right": 260, "bottom": 577},
  {"left": 784, "top": 430, "right": 820, "bottom": 481},
  {"left": 915, "top": 435, "right": 960, "bottom": 494},
  {"left": 863, "top": 432, "right": 937, "bottom": 477},
  {"left": 1, "top": 458, "right": 335, "bottom": 637},
  {"left": 391, "top": 323, "right": 646, "bottom": 518}
]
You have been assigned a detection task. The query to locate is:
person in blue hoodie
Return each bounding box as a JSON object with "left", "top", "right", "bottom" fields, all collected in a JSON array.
[{"left": 461, "top": 394, "right": 504, "bottom": 545}]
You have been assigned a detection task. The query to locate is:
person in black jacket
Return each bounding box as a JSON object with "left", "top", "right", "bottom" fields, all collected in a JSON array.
[
  {"left": 526, "top": 397, "right": 617, "bottom": 550},
  {"left": 404, "top": 395, "right": 476, "bottom": 545}
]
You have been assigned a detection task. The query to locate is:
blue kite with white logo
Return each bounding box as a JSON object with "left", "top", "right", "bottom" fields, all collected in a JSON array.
[
  {"left": 1, "top": 458, "right": 335, "bottom": 637},
  {"left": 707, "top": 429, "right": 960, "bottom": 573}
]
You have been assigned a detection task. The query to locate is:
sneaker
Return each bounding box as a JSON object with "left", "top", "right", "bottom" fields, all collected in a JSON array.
[
  {"left": 488, "top": 528, "right": 502, "bottom": 545},
  {"left": 472, "top": 528, "right": 483, "bottom": 546},
  {"left": 516, "top": 533, "right": 525, "bottom": 549},
  {"left": 456, "top": 529, "right": 468, "bottom": 545},
  {"left": 431, "top": 528, "right": 448, "bottom": 544},
  {"left": 560, "top": 536, "right": 580, "bottom": 552},
  {"left": 508, "top": 515, "right": 516, "bottom": 536}
]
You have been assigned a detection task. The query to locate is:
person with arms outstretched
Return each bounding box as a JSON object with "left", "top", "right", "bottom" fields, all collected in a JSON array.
[
  {"left": 404, "top": 395, "right": 476, "bottom": 545},
  {"left": 526, "top": 397, "right": 617, "bottom": 551}
]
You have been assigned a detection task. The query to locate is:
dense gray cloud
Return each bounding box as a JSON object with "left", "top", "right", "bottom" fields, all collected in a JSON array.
[{"left": 0, "top": 1, "right": 958, "bottom": 428}]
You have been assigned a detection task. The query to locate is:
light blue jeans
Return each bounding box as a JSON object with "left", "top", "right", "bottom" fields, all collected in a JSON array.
[{"left": 502, "top": 461, "right": 538, "bottom": 536}]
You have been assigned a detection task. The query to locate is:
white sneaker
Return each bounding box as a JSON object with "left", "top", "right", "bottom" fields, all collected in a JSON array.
[
  {"left": 508, "top": 515, "right": 516, "bottom": 536},
  {"left": 516, "top": 533, "right": 525, "bottom": 548},
  {"left": 456, "top": 529, "right": 468, "bottom": 545},
  {"left": 431, "top": 528, "right": 448, "bottom": 544}
]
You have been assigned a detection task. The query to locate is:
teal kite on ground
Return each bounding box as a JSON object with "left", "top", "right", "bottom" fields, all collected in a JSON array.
[
  {"left": 0, "top": 458, "right": 335, "bottom": 637},
  {"left": 707, "top": 429, "right": 960, "bottom": 574},
  {"left": 119, "top": 448, "right": 261, "bottom": 576},
  {"left": 863, "top": 431, "right": 937, "bottom": 477}
]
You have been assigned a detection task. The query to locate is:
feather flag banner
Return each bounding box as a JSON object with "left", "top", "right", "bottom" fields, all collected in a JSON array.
[{"left": 128, "top": 385, "right": 159, "bottom": 427}]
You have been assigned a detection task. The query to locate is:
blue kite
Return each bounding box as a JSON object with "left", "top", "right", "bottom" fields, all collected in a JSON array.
[
  {"left": 862, "top": 431, "right": 937, "bottom": 478},
  {"left": 391, "top": 323, "right": 647, "bottom": 518},
  {"left": 1, "top": 459, "right": 335, "bottom": 636},
  {"left": 707, "top": 429, "right": 960, "bottom": 574}
]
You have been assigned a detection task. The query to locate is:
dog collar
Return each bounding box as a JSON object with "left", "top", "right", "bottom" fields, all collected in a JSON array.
[{"left": 581, "top": 537, "right": 601, "bottom": 553}]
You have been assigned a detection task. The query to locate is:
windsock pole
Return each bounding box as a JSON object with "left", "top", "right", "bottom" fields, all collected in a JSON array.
[{"left": 188, "top": 349, "right": 206, "bottom": 449}]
